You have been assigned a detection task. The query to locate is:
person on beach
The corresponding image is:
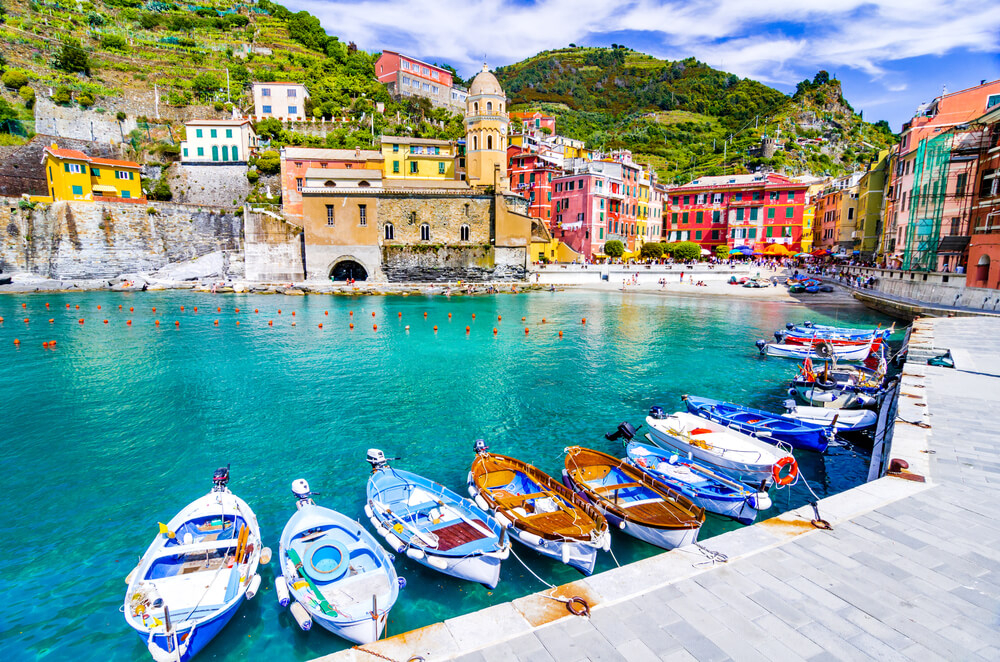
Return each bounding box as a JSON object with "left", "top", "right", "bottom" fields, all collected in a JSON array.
[{"left": 680, "top": 271, "right": 684, "bottom": 283}]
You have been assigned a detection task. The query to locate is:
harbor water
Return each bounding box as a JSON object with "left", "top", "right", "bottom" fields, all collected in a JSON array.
[{"left": 0, "top": 290, "right": 897, "bottom": 661}]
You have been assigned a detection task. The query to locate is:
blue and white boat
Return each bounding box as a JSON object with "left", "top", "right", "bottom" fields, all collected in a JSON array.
[
  {"left": 624, "top": 440, "right": 769, "bottom": 525},
  {"left": 124, "top": 467, "right": 265, "bottom": 662},
  {"left": 756, "top": 338, "right": 874, "bottom": 362},
  {"left": 782, "top": 401, "right": 878, "bottom": 431},
  {"left": 278, "top": 479, "right": 400, "bottom": 645},
  {"left": 785, "top": 321, "right": 893, "bottom": 340},
  {"left": 364, "top": 449, "right": 510, "bottom": 589},
  {"left": 683, "top": 395, "right": 832, "bottom": 453}
]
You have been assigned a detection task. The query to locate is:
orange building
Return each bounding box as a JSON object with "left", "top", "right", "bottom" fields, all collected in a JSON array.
[{"left": 280, "top": 147, "right": 384, "bottom": 222}]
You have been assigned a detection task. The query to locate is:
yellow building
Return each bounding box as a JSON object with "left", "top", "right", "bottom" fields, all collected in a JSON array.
[
  {"left": 37, "top": 145, "right": 144, "bottom": 202},
  {"left": 465, "top": 64, "right": 509, "bottom": 190},
  {"left": 801, "top": 204, "right": 815, "bottom": 253},
  {"left": 380, "top": 136, "right": 456, "bottom": 180},
  {"left": 530, "top": 237, "right": 582, "bottom": 264}
]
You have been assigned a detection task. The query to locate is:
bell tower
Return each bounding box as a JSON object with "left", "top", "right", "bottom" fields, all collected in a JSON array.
[{"left": 465, "top": 64, "right": 509, "bottom": 190}]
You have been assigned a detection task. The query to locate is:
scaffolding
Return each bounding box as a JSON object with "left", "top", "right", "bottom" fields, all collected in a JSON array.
[{"left": 902, "top": 132, "right": 951, "bottom": 271}]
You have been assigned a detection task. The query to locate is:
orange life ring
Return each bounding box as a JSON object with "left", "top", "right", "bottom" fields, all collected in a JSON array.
[{"left": 772, "top": 456, "right": 799, "bottom": 487}]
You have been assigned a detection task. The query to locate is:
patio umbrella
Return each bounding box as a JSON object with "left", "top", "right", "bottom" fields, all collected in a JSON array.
[
  {"left": 794, "top": 252, "right": 812, "bottom": 258},
  {"left": 811, "top": 249, "right": 830, "bottom": 257},
  {"left": 700, "top": 248, "right": 711, "bottom": 256},
  {"left": 728, "top": 248, "right": 749, "bottom": 255},
  {"left": 763, "top": 244, "right": 792, "bottom": 256}
]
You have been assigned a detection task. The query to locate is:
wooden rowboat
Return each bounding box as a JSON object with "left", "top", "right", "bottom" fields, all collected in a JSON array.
[
  {"left": 468, "top": 441, "right": 610, "bottom": 575},
  {"left": 562, "top": 446, "right": 704, "bottom": 550}
]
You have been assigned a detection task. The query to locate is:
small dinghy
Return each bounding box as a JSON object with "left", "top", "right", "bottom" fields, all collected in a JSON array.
[
  {"left": 124, "top": 467, "right": 265, "bottom": 662},
  {"left": 793, "top": 385, "right": 878, "bottom": 409},
  {"left": 683, "top": 395, "right": 832, "bottom": 453},
  {"left": 623, "top": 438, "right": 770, "bottom": 525},
  {"left": 645, "top": 407, "right": 796, "bottom": 489},
  {"left": 785, "top": 322, "right": 892, "bottom": 340},
  {"left": 782, "top": 401, "right": 878, "bottom": 431},
  {"left": 468, "top": 440, "right": 610, "bottom": 575},
  {"left": 278, "top": 479, "right": 399, "bottom": 644},
  {"left": 562, "top": 446, "right": 704, "bottom": 550},
  {"left": 756, "top": 338, "right": 874, "bottom": 362},
  {"left": 365, "top": 449, "right": 510, "bottom": 589}
]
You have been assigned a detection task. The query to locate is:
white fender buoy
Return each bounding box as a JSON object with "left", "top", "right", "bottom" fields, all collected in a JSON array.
[
  {"left": 364, "top": 504, "right": 374, "bottom": 519},
  {"left": 245, "top": 574, "right": 262, "bottom": 600},
  {"left": 618, "top": 519, "right": 627, "bottom": 530},
  {"left": 494, "top": 511, "right": 511, "bottom": 529},
  {"left": 561, "top": 543, "right": 572, "bottom": 565},
  {"left": 426, "top": 554, "right": 448, "bottom": 570},
  {"left": 467, "top": 471, "right": 474, "bottom": 486},
  {"left": 467, "top": 484, "right": 477, "bottom": 498},
  {"left": 474, "top": 494, "right": 489, "bottom": 511},
  {"left": 290, "top": 602, "right": 312, "bottom": 631},
  {"left": 369, "top": 516, "right": 389, "bottom": 536},
  {"left": 406, "top": 547, "right": 425, "bottom": 561},
  {"left": 756, "top": 492, "right": 773, "bottom": 511},
  {"left": 275, "top": 576, "right": 290, "bottom": 607},
  {"left": 602, "top": 533, "right": 612, "bottom": 552},
  {"left": 260, "top": 546, "right": 272, "bottom": 564},
  {"left": 384, "top": 532, "right": 406, "bottom": 553},
  {"left": 519, "top": 531, "right": 542, "bottom": 547}
]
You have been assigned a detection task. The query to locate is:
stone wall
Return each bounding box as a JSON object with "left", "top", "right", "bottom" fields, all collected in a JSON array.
[
  {"left": 244, "top": 208, "right": 305, "bottom": 282},
  {"left": 0, "top": 198, "right": 242, "bottom": 279},
  {"left": 382, "top": 245, "right": 525, "bottom": 281},
  {"left": 839, "top": 266, "right": 1000, "bottom": 311},
  {"left": 378, "top": 194, "right": 493, "bottom": 245},
  {"left": 167, "top": 164, "right": 251, "bottom": 208}
]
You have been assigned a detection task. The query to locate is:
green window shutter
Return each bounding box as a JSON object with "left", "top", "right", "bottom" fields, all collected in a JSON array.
[
  {"left": 393, "top": 161, "right": 399, "bottom": 173},
  {"left": 766, "top": 227, "right": 773, "bottom": 237},
  {"left": 767, "top": 208, "right": 775, "bottom": 219},
  {"left": 210, "top": 129, "right": 217, "bottom": 138},
  {"left": 736, "top": 209, "right": 744, "bottom": 221},
  {"left": 64, "top": 163, "right": 70, "bottom": 172},
  {"left": 226, "top": 129, "right": 233, "bottom": 138},
  {"left": 786, "top": 207, "right": 794, "bottom": 218},
  {"left": 682, "top": 212, "right": 688, "bottom": 223},
  {"left": 671, "top": 213, "right": 677, "bottom": 223},
  {"left": 72, "top": 185, "right": 83, "bottom": 195},
  {"left": 438, "top": 162, "right": 445, "bottom": 174},
  {"left": 696, "top": 230, "right": 702, "bottom": 240},
  {"left": 600, "top": 228, "right": 604, "bottom": 239},
  {"left": 122, "top": 191, "right": 131, "bottom": 199},
  {"left": 183, "top": 148, "right": 188, "bottom": 157},
  {"left": 696, "top": 211, "right": 703, "bottom": 223},
  {"left": 750, "top": 208, "right": 759, "bottom": 221},
  {"left": 713, "top": 210, "right": 720, "bottom": 223},
  {"left": 749, "top": 228, "right": 757, "bottom": 239},
  {"left": 212, "top": 146, "right": 219, "bottom": 161}
]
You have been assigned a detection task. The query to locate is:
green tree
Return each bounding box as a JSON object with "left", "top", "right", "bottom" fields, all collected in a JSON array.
[
  {"left": 53, "top": 86, "right": 72, "bottom": 105},
  {"left": 2, "top": 69, "right": 27, "bottom": 89},
  {"left": 639, "top": 242, "right": 663, "bottom": 259},
  {"left": 54, "top": 39, "right": 91, "bottom": 75},
  {"left": 190, "top": 73, "right": 220, "bottom": 100},
  {"left": 255, "top": 150, "right": 281, "bottom": 175},
  {"left": 100, "top": 34, "right": 128, "bottom": 51},
  {"left": 603, "top": 240, "right": 624, "bottom": 258},
  {"left": 18, "top": 85, "right": 35, "bottom": 109},
  {"left": 0, "top": 96, "right": 17, "bottom": 126},
  {"left": 672, "top": 241, "right": 701, "bottom": 261},
  {"left": 714, "top": 244, "right": 730, "bottom": 259}
]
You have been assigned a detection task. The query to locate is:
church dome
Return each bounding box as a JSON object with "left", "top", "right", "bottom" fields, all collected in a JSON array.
[{"left": 469, "top": 65, "right": 504, "bottom": 97}]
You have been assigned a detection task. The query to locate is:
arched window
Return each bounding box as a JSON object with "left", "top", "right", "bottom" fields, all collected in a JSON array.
[
  {"left": 977, "top": 254, "right": 991, "bottom": 282},
  {"left": 474, "top": 102, "right": 479, "bottom": 114},
  {"left": 358, "top": 180, "right": 370, "bottom": 187},
  {"left": 473, "top": 135, "right": 478, "bottom": 150},
  {"left": 384, "top": 223, "right": 394, "bottom": 240},
  {"left": 487, "top": 135, "right": 493, "bottom": 150},
  {"left": 460, "top": 224, "right": 470, "bottom": 241},
  {"left": 324, "top": 180, "right": 335, "bottom": 187},
  {"left": 420, "top": 223, "right": 430, "bottom": 241},
  {"left": 486, "top": 101, "right": 493, "bottom": 112}
]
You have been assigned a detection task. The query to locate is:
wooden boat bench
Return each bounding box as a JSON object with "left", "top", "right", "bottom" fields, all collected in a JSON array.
[
  {"left": 494, "top": 491, "right": 548, "bottom": 509},
  {"left": 593, "top": 482, "right": 640, "bottom": 496}
]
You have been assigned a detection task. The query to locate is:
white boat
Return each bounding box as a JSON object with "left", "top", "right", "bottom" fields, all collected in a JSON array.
[
  {"left": 645, "top": 408, "right": 795, "bottom": 489},
  {"left": 792, "top": 385, "right": 878, "bottom": 409},
  {"left": 782, "top": 401, "right": 878, "bottom": 431},
  {"left": 124, "top": 467, "right": 265, "bottom": 662},
  {"left": 756, "top": 339, "right": 874, "bottom": 362},
  {"left": 278, "top": 479, "right": 399, "bottom": 645}
]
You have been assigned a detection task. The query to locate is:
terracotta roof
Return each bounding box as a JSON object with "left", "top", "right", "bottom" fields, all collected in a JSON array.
[
  {"left": 45, "top": 147, "right": 90, "bottom": 161},
  {"left": 283, "top": 147, "right": 383, "bottom": 160},
  {"left": 252, "top": 81, "right": 307, "bottom": 87},
  {"left": 90, "top": 157, "right": 140, "bottom": 169},
  {"left": 183, "top": 119, "right": 253, "bottom": 126},
  {"left": 381, "top": 135, "right": 453, "bottom": 146}
]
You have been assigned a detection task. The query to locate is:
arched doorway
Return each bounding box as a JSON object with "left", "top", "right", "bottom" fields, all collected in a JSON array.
[
  {"left": 330, "top": 260, "right": 368, "bottom": 281},
  {"left": 976, "top": 254, "right": 991, "bottom": 283}
]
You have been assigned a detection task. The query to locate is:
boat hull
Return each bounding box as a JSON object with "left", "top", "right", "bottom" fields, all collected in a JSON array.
[
  {"left": 793, "top": 385, "right": 877, "bottom": 408},
  {"left": 762, "top": 342, "right": 872, "bottom": 361},
  {"left": 309, "top": 607, "right": 388, "bottom": 644},
  {"left": 783, "top": 405, "right": 878, "bottom": 431},
  {"left": 508, "top": 526, "right": 600, "bottom": 575},
  {"left": 406, "top": 548, "right": 504, "bottom": 588},
  {"left": 684, "top": 396, "right": 830, "bottom": 453},
  {"left": 646, "top": 423, "right": 775, "bottom": 489},
  {"left": 137, "top": 600, "right": 240, "bottom": 662}
]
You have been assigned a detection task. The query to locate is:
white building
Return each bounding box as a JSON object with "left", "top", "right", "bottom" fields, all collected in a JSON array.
[
  {"left": 251, "top": 82, "right": 310, "bottom": 121},
  {"left": 180, "top": 119, "right": 258, "bottom": 164}
]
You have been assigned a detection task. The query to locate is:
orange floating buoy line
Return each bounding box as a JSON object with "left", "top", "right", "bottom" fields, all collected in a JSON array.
[
  {"left": 324, "top": 310, "right": 328, "bottom": 316},
  {"left": 318, "top": 323, "right": 323, "bottom": 329},
  {"left": 0, "top": 317, "right": 4, "bottom": 323},
  {"left": 559, "top": 331, "right": 564, "bottom": 337},
  {"left": 126, "top": 320, "right": 132, "bottom": 326},
  {"left": 254, "top": 309, "right": 259, "bottom": 313},
  {"left": 521, "top": 317, "right": 526, "bottom": 321},
  {"left": 349, "top": 323, "right": 354, "bottom": 329},
  {"left": 493, "top": 327, "right": 498, "bottom": 334},
  {"left": 448, "top": 313, "right": 452, "bottom": 318},
  {"left": 433, "top": 325, "right": 438, "bottom": 331},
  {"left": 525, "top": 327, "right": 529, "bottom": 334},
  {"left": 152, "top": 307, "right": 156, "bottom": 313},
  {"left": 65, "top": 304, "right": 70, "bottom": 308},
  {"left": 423, "top": 312, "right": 428, "bottom": 317},
  {"left": 78, "top": 318, "right": 84, "bottom": 324},
  {"left": 278, "top": 309, "right": 282, "bottom": 315},
  {"left": 349, "top": 311, "right": 353, "bottom": 316},
  {"left": 193, "top": 306, "right": 198, "bottom": 312},
  {"left": 398, "top": 312, "right": 402, "bottom": 318},
  {"left": 236, "top": 321, "right": 240, "bottom": 326},
  {"left": 235, "top": 308, "right": 240, "bottom": 313},
  {"left": 291, "top": 322, "right": 296, "bottom": 327},
  {"left": 21, "top": 303, "right": 26, "bottom": 308},
  {"left": 175, "top": 321, "right": 180, "bottom": 327},
  {"left": 13, "top": 338, "right": 20, "bottom": 345},
  {"left": 45, "top": 303, "right": 50, "bottom": 308},
  {"left": 217, "top": 306, "right": 221, "bottom": 312},
  {"left": 97, "top": 305, "right": 101, "bottom": 310},
  {"left": 75, "top": 305, "right": 80, "bottom": 310},
  {"left": 373, "top": 324, "right": 377, "bottom": 330},
  {"left": 154, "top": 320, "right": 160, "bottom": 327},
  {"left": 181, "top": 306, "right": 185, "bottom": 311},
  {"left": 498, "top": 315, "right": 502, "bottom": 321},
  {"left": 214, "top": 320, "right": 219, "bottom": 326},
  {"left": 103, "top": 319, "right": 108, "bottom": 324},
  {"left": 48, "top": 319, "right": 54, "bottom": 323},
  {"left": 465, "top": 326, "right": 470, "bottom": 333},
  {"left": 129, "top": 307, "right": 134, "bottom": 312},
  {"left": 292, "top": 311, "right": 296, "bottom": 316},
  {"left": 542, "top": 318, "right": 546, "bottom": 323},
  {"left": 404, "top": 325, "right": 410, "bottom": 330},
  {"left": 582, "top": 318, "right": 587, "bottom": 324},
  {"left": 268, "top": 320, "right": 273, "bottom": 326},
  {"left": 23, "top": 318, "right": 29, "bottom": 323},
  {"left": 471, "top": 313, "right": 476, "bottom": 319},
  {"left": 118, "top": 304, "right": 122, "bottom": 310},
  {"left": 371, "top": 311, "right": 375, "bottom": 317}
]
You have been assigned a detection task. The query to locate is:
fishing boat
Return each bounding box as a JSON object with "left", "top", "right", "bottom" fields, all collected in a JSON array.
[
  {"left": 124, "top": 467, "right": 265, "bottom": 662},
  {"left": 364, "top": 449, "right": 510, "bottom": 589},
  {"left": 645, "top": 407, "right": 796, "bottom": 489},
  {"left": 784, "top": 322, "right": 893, "bottom": 340},
  {"left": 779, "top": 331, "right": 885, "bottom": 348},
  {"left": 623, "top": 438, "right": 769, "bottom": 525},
  {"left": 792, "top": 385, "right": 879, "bottom": 408},
  {"left": 782, "top": 401, "right": 878, "bottom": 431},
  {"left": 277, "top": 479, "right": 399, "bottom": 644},
  {"left": 756, "top": 338, "right": 874, "bottom": 362},
  {"left": 562, "top": 446, "right": 705, "bottom": 550},
  {"left": 468, "top": 440, "right": 610, "bottom": 575},
  {"left": 683, "top": 395, "right": 832, "bottom": 452}
]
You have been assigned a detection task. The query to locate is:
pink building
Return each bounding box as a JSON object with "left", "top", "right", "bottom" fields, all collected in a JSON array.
[
  {"left": 510, "top": 111, "right": 556, "bottom": 135},
  {"left": 551, "top": 159, "right": 641, "bottom": 258},
  {"left": 375, "top": 51, "right": 465, "bottom": 111},
  {"left": 280, "top": 147, "right": 385, "bottom": 222}
]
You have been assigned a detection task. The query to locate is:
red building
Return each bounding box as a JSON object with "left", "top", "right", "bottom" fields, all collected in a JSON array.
[
  {"left": 374, "top": 51, "right": 464, "bottom": 109},
  {"left": 967, "top": 103, "right": 1000, "bottom": 288},
  {"left": 665, "top": 173, "right": 808, "bottom": 253},
  {"left": 508, "top": 148, "right": 559, "bottom": 224},
  {"left": 510, "top": 111, "right": 556, "bottom": 135}
]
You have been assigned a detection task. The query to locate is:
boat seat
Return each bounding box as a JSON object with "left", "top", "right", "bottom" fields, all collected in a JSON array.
[
  {"left": 482, "top": 470, "right": 518, "bottom": 488},
  {"left": 495, "top": 491, "right": 548, "bottom": 509},
  {"left": 593, "top": 482, "right": 640, "bottom": 495}
]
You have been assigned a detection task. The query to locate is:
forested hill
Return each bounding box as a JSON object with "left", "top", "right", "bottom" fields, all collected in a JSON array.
[{"left": 495, "top": 46, "right": 897, "bottom": 183}]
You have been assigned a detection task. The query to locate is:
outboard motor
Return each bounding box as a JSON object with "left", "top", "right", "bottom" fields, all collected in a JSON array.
[
  {"left": 473, "top": 439, "right": 489, "bottom": 455},
  {"left": 605, "top": 421, "right": 637, "bottom": 442},
  {"left": 756, "top": 339, "right": 767, "bottom": 354},
  {"left": 774, "top": 330, "right": 785, "bottom": 343},
  {"left": 785, "top": 322, "right": 794, "bottom": 330},
  {"left": 648, "top": 405, "right": 667, "bottom": 420},
  {"left": 803, "top": 320, "right": 813, "bottom": 328},
  {"left": 782, "top": 399, "right": 797, "bottom": 414},
  {"left": 291, "top": 479, "right": 316, "bottom": 509},
  {"left": 211, "top": 465, "right": 230, "bottom": 492},
  {"left": 366, "top": 448, "right": 389, "bottom": 472}
]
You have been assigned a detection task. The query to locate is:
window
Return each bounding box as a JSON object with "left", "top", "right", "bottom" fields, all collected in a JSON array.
[
  {"left": 788, "top": 191, "right": 796, "bottom": 202},
  {"left": 287, "top": 89, "right": 297, "bottom": 98},
  {"left": 671, "top": 213, "right": 678, "bottom": 224},
  {"left": 438, "top": 162, "right": 445, "bottom": 175},
  {"left": 288, "top": 106, "right": 297, "bottom": 115},
  {"left": 182, "top": 148, "right": 188, "bottom": 157},
  {"left": 786, "top": 207, "right": 794, "bottom": 218},
  {"left": 326, "top": 205, "right": 334, "bottom": 226},
  {"left": 767, "top": 208, "right": 776, "bottom": 219},
  {"left": 262, "top": 105, "right": 272, "bottom": 114},
  {"left": 196, "top": 129, "right": 203, "bottom": 138},
  {"left": 734, "top": 192, "right": 742, "bottom": 201},
  {"left": 91, "top": 167, "right": 100, "bottom": 177},
  {"left": 987, "top": 94, "right": 1000, "bottom": 109},
  {"left": 956, "top": 172, "right": 968, "bottom": 197},
  {"left": 460, "top": 224, "right": 470, "bottom": 241},
  {"left": 420, "top": 223, "right": 430, "bottom": 240},
  {"left": 197, "top": 147, "right": 204, "bottom": 157},
  {"left": 296, "top": 178, "right": 303, "bottom": 192},
  {"left": 711, "top": 229, "right": 719, "bottom": 240},
  {"left": 736, "top": 208, "right": 745, "bottom": 221},
  {"left": 432, "top": 71, "right": 439, "bottom": 80},
  {"left": 713, "top": 193, "right": 722, "bottom": 204},
  {"left": 226, "top": 129, "right": 233, "bottom": 138},
  {"left": 422, "top": 67, "right": 429, "bottom": 75},
  {"left": 384, "top": 224, "right": 394, "bottom": 240},
  {"left": 696, "top": 230, "right": 702, "bottom": 240},
  {"left": 766, "top": 227, "right": 773, "bottom": 238},
  {"left": 696, "top": 211, "right": 704, "bottom": 223},
  {"left": 683, "top": 195, "right": 689, "bottom": 205},
  {"left": 782, "top": 227, "right": 792, "bottom": 238},
  {"left": 672, "top": 196, "right": 679, "bottom": 205},
  {"left": 753, "top": 192, "right": 762, "bottom": 201},
  {"left": 432, "top": 86, "right": 439, "bottom": 94},
  {"left": 261, "top": 88, "right": 271, "bottom": 97},
  {"left": 682, "top": 212, "right": 689, "bottom": 224},
  {"left": 749, "top": 228, "right": 757, "bottom": 239},
  {"left": 769, "top": 191, "right": 779, "bottom": 201},
  {"left": 232, "top": 145, "right": 239, "bottom": 160},
  {"left": 122, "top": 191, "right": 131, "bottom": 199},
  {"left": 600, "top": 228, "right": 604, "bottom": 239},
  {"left": 410, "top": 161, "right": 418, "bottom": 174},
  {"left": 210, "top": 129, "right": 217, "bottom": 138},
  {"left": 71, "top": 185, "right": 83, "bottom": 195},
  {"left": 472, "top": 136, "right": 478, "bottom": 150},
  {"left": 712, "top": 210, "right": 721, "bottom": 224},
  {"left": 749, "top": 207, "right": 759, "bottom": 221},
  {"left": 402, "top": 61, "right": 409, "bottom": 70},
  {"left": 359, "top": 204, "right": 367, "bottom": 226},
  {"left": 222, "top": 146, "right": 230, "bottom": 162},
  {"left": 487, "top": 135, "right": 493, "bottom": 150},
  {"left": 116, "top": 170, "right": 132, "bottom": 180},
  {"left": 696, "top": 194, "right": 706, "bottom": 204}
]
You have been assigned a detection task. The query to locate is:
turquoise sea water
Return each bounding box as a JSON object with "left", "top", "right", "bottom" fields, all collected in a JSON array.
[{"left": 0, "top": 291, "right": 897, "bottom": 661}]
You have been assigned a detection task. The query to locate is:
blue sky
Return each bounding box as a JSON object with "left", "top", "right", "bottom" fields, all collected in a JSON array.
[{"left": 284, "top": 0, "right": 1000, "bottom": 130}]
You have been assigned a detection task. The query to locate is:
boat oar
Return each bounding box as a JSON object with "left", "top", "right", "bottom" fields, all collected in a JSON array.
[
  {"left": 371, "top": 501, "right": 438, "bottom": 548},
  {"left": 440, "top": 503, "right": 494, "bottom": 539}
]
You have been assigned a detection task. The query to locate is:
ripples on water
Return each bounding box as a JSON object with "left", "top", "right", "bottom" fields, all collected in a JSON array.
[{"left": 0, "top": 291, "right": 896, "bottom": 660}]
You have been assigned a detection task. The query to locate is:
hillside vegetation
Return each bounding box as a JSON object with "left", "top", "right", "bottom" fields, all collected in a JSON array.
[{"left": 496, "top": 47, "right": 896, "bottom": 182}]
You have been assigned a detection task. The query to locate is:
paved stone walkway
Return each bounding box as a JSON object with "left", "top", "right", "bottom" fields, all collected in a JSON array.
[{"left": 323, "top": 318, "right": 1000, "bottom": 662}]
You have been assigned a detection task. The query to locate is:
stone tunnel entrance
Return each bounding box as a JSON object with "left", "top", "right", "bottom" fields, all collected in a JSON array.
[{"left": 330, "top": 259, "right": 368, "bottom": 281}]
